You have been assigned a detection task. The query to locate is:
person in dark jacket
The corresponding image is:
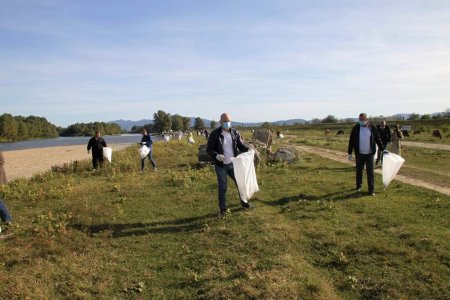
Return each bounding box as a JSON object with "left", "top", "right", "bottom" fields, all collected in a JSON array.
[
  {"left": 206, "top": 113, "right": 251, "bottom": 217},
  {"left": 0, "top": 150, "right": 12, "bottom": 232},
  {"left": 348, "top": 113, "right": 385, "bottom": 195},
  {"left": 376, "top": 121, "right": 391, "bottom": 165},
  {"left": 140, "top": 129, "right": 157, "bottom": 172},
  {"left": 87, "top": 131, "right": 107, "bottom": 171}
]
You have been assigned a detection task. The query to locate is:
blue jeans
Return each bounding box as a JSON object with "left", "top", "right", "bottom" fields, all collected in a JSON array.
[
  {"left": 356, "top": 153, "right": 375, "bottom": 193},
  {"left": 141, "top": 148, "right": 156, "bottom": 171},
  {"left": 215, "top": 163, "right": 243, "bottom": 211},
  {"left": 0, "top": 197, "right": 12, "bottom": 223}
]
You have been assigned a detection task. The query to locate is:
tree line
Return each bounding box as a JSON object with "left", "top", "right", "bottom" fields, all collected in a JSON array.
[
  {"left": 131, "top": 110, "right": 217, "bottom": 134},
  {"left": 0, "top": 114, "right": 59, "bottom": 141},
  {"left": 59, "top": 122, "right": 123, "bottom": 136}
]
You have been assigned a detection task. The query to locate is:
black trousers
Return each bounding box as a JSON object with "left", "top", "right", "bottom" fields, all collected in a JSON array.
[
  {"left": 356, "top": 153, "right": 374, "bottom": 193},
  {"left": 92, "top": 151, "right": 104, "bottom": 169}
]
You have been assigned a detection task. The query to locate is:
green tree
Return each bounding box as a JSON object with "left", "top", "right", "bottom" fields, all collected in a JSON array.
[
  {"left": 171, "top": 114, "right": 184, "bottom": 131},
  {"left": 210, "top": 120, "right": 217, "bottom": 129},
  {"left": 0, "top": 114, "right": 18, "bottom": 140},
  {"left": 432, "top": 114, "right": 442, "bottom": 120},
  {"left": 261, "top": 121, "right": 270, "bottom": 127},
  {"left": 153, "top": 110, "right": 172, "bottom": 133},
  {"left": 408, "top": 113, "right": 420, "bottom": 120},
  {"left": 0, "top": 114, "right": 58, "bottom": 141},
  {"left": 194, "top": 117, "right": 205, "bottom": 130},
  {"left": 60, "top": 122, "right": 122, "bottom": 136},
  {"left": 420, "top": 114, "right": 431, "bottom": 120},
  {"left": 182, "top": 117, "right": 191, "bottom": 131},
  {"left": 322, "top": 115, "right": 338, "bottom": 123}
]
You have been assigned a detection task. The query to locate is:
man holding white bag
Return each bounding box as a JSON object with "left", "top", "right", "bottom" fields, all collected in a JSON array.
[
  {"left": 87, "top": 131, "right": 107, "bottom": 171},
  {"left": 139, "top": 129, "right": 157, "bottom": 172},
  {"left": 207, "top": 113, "right": 252, "bottom": 218}
]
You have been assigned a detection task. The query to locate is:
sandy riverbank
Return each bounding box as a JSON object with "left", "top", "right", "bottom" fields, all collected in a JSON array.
[{"left": 2, "top": 144, "right": 131, "bottom": 181}]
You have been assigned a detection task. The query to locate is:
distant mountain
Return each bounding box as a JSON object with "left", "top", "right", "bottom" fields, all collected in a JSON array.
[
  {"left": 110, "top": 111, "right": 447, "bottom": 131},
  {"left": 111, "top": 118, "right": 309, "bottom": 131},
  {"left": 109, "top": 119, "right": 152, "bottom": 131}
]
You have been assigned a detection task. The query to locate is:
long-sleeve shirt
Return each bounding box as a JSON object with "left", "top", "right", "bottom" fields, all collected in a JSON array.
[
  {"left": 87, "top": 137, "right": 107, "bottom": 154},
  {"left": 140, "top": 134, "right": 153, "bottom": 147}
]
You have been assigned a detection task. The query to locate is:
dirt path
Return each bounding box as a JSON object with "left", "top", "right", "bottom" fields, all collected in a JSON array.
[
  {"left": 291, "top": 144, "right": 450, "bottom": 196},
  {"left": 402, "top": 141, "right": 450, "bottom": 150}
]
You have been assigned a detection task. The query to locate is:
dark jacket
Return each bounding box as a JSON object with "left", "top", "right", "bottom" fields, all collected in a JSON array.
[
  {"left": 348, "top": 123, "right": 384, "bottom": 155},
  {"left": 87, "top": 137, "right": 107, "bottom": 155},
  {"left": 376, "top": 124, "right": 391, "bottom": 144},
  {"left": 141, "top": 134, "right": 153, "bottom": 148},
  {"left": 206, "top": 127, "right": 249, "bottom": 166}
]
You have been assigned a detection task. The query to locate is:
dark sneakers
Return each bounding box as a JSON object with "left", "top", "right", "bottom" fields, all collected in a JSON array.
[
  {"left": 241, "top": 201, "right": 253, "bottom": 209},
  {"left": 219, "top": 209, "right": 231, "bottom": 219}
]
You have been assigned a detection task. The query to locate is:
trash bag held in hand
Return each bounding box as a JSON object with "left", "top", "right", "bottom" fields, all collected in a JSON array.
[
  {"left": 103, "top": 147, "right": 113, "bottom": 163},
  {"left": 231, "top": 150, "right": 259, "bottom": 202},
  {"left": 139, "top": 145, "right": 150, "bottom": 159},
  {"left": 382, "top": 152, "right": 405, "bottom": 187}
]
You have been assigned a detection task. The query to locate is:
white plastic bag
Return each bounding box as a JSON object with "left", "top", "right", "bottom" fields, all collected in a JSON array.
[
  {"left": 188, "top": 136, "right": 195, "bottom": 144},
  {"left": 382, "top": 152, "right": 405, "bottom": 187},
  {"left": 139, "top": 145, "right": 150, "bottom": 159},
  {"left": 164, "top": 135, "right": 170, "bottom": 142},
  {"left": 231, "top": 150, "right": 259, "bottom": 202},
  {"left": 279, "top": 133, "right": 284, "bottom": 139},
  {"left": 103, "top": 147, "right": 112, "bottom": 163},
  {"left": 178, "top": 132, "right": 183, "bottom": 140}
]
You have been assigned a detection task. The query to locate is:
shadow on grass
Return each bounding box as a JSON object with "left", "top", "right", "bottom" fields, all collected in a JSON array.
[
  {"left": 262, "top": 189, "right": 361, "bottom": 206},
  {"left": 70, "top": 205, "right": 244, "bottom": 238}
]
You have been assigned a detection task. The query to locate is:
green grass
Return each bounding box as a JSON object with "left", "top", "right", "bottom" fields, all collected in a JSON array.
[
  {"left": 0, "top": 140, "right": 449, "bottom": 299},
  {"left": 285, "top": 128, "right": 450, "bottom": 188}
]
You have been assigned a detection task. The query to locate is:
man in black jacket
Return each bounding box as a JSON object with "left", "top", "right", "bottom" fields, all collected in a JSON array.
[
  {"left": 206, "top": 113, "right": 251, "bottom": 217},
  {"left": 348, "top": 113, "right": 384, "bottom": 195},
  {"left": 87, "top": 131, "right": 107, "bottom": 171},
  {"left": 375, "top": 121, "right": 391, "bottom": 165}
]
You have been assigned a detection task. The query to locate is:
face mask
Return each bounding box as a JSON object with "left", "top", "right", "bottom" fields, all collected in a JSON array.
[
  {"left": 359, "top": 121, "right": 367, "bottom": 126},
  {"left": 222, "top": 122, "right": 231, "bottom": 129}
]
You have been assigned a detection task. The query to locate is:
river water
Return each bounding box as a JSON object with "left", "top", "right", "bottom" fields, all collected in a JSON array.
[{"left": 0, "top": 134, "right": 162, "bottom": 151}]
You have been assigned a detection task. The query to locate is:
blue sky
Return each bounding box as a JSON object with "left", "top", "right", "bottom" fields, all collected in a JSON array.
[{"left": 1, "top": 0, "right": 449, "bottom": 126}]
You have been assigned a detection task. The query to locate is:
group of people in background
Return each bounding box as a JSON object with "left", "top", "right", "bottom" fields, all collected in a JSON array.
[
  {"left": 348, "top": 113, "right": 404, "bottom": 196},
  {"left": 0, "top": 112, "right": 408, "bottom": 231},
  {"left": 86, "top": 129, "right": 157, "bottom": 172},
  {"left": 375, "top": 121, "right": 404, "bottom": 165}
]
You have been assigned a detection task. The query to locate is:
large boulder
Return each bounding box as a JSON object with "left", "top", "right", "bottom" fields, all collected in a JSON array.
[
  {"left": 252, "top": 130, "right": 273, "bottom": 146},
  {"left": 273, "top": 148, "right": 296, "bottom": 162}
]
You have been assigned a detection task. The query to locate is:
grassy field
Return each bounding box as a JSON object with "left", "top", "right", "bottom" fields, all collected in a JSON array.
[
  {"left": 275, "top": 118, "right": 450, "bottom": 144},
  {"left": 1, "top": 139, "right": 449, "bottom": 299},
  {"left": 283, "top": 123, "right": 450, "bottom": 189}
]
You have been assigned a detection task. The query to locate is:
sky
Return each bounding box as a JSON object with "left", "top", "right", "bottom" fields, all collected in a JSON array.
[{"left": 1, "top": 0, "right": 449, "bottom": 127}]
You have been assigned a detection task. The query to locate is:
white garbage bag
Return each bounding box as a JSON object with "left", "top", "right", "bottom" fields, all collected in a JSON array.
[
  {"left": 103, "top": 147, "right": 112, "bottom": 163},
  {"left": 164, "top": 135, "right": 170, "bottom": 142},
  {"left": 139, "top": 145, "right": 150, "bottom": 159},
  {"left": 188, "top": 136, "right": 195, "bottom": 144},
  {"left": 178, "top": 132, "right": 183, "bottom": 140},
  {"left": 231, "top": 150, "right": 259, "bottom": 202},
  {"left": 279, "top": 133, "right": 284, "bottom": 139},
  {"left": 382, "top": 152, "right": 405, "bottom": 187},
  {"left": 374, "top": 144, "right": 378, "bottom": 162}
]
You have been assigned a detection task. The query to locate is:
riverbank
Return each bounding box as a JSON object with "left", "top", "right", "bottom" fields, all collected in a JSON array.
[{"left": 3, "top": 144, "right": 131, "bottom": 181}]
